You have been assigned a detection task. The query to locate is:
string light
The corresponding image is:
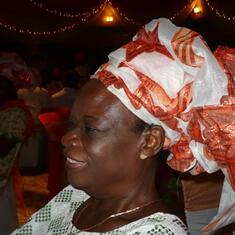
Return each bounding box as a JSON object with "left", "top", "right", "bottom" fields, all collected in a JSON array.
[
  {"left": 109, "top": 0, "right": 139, "bottom": 26},
  {"left": 0, "top": 20, "right": 79, "bottom": 36},
  {"left": 27, "top": 0, "right": 139, "bottom": 26},
  {"left": 0, "top": 0, "right": 108, "bottom": 36},
  {"left": 28, "top": 0, "right": 103, "bottom": 19},
  {"left": 170, "top": 0, "right": 196, "bottom": 20},
  {"left": 2, "top": 0, "right": 228, "bottom": 37},
  {"left": 0, "top": 0, "right": 140, "bottom": 36},
  {"left": 204, "top": 0, "right": 235, "bottom": 22},
  {"left": 27, "top": 0, "right": 194, "bottom": 25}
]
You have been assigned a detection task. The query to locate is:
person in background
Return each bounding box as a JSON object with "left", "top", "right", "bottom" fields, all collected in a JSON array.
[
  {"left": 74, "top": 51, "right": 91, "bottom": 87},
  {"left": 17, "top": 74, "right": 49, "bottom": 123},
  {"left": 39, "top": 70, "right": 80, "bottom": 198},
  {"left": 36, "top": 70, "right": 78, "bottom": 198},
  {"left": 0, "top": 51, "right": 48, "bottom": 171},
  {"left": 11, "top": 18, "right": 235, "bottom": 235},
  {"left": 44, "top": 67, "right": 64, "bottom": 96},
  {"left": 49, "top": 70, "right": 81, "bottom": 109},
  {"left": 0, "top": 75, "right": 33, "bottom": 235},
  {"left": 15, "top": 62, "right": 49, "bottom": 170}
]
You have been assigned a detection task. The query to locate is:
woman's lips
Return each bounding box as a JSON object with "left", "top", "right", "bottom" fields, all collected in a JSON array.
[{"left": 66, "top": 157, "right": 88, "bottom": 169}]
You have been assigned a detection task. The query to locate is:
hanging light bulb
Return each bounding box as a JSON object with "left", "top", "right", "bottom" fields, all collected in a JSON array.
[
  {"left": 100, "top": 0, "right": 118, "bottom": 25},
  {"left": 193, "top": 6, "right": 202, "bottom": 14},
  {"left": 192, "top": 0, "right": 204, "bottom": 18},
  {"left": 104, "top": 15, "right": 114, "bottom": 22}
]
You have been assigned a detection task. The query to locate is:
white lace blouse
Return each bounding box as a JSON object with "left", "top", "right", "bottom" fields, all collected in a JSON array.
[{"left": 11, "top": 185, "right": 189, "bottom": 235}]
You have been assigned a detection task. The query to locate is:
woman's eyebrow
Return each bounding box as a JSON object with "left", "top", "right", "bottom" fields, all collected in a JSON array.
[
  {"left": 83, "top": 114, "right": 109, "bottom": 122},
  {"left": 83, "top": 115, "right": 99, "bottom": 121}
]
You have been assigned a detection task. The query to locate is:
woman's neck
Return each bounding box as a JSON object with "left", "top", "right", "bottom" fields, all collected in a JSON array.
[
  {"left": 73, "top": 180, "right": 164, "bottom": 233},
  {"left": 87, "top": 166, "right": 160, "bottom": 213},
  {"left": 72, "top": 163, "right": 165, "bottom": 232}
]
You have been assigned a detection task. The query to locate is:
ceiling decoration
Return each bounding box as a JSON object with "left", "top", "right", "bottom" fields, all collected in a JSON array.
[
  {"left": 0, "top": 0, "right": 234, "bottom": 48},
  {"left": 0, "top": 0, "right": 199, "bottom": 37}
]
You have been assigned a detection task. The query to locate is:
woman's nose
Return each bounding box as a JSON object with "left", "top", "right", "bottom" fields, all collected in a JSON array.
[{"left": 61, "top": 131, "right": 79, "bottom": 148}]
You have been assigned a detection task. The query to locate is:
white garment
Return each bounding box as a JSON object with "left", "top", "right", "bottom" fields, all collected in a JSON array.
[
  {"left": 11, "top": 185, "right": 189, "bottom": 235},
  {"left": 50, "top": 87, "right": 77, "bottom": 108},
  {"left": 17, "top": 86, "right": 49, "bottom": 117}
]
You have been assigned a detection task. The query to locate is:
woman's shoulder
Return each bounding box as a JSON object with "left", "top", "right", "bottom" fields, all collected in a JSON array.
[
  {"left": 52, "top": 185, "right": 89, "bottom": 203},
  {"left": 10, "top": 186, "right": 89, "bottom": 235},
  {"left": 120, "top": 212, "right": 189, "bottom": 235},
  {"left": 32, "top": 185, "right": 89, "bottom": 219}
]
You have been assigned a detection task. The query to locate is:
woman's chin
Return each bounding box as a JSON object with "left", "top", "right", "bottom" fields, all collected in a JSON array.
[{"left": 67, "top": 174, "right": 86, "bottom": 190}]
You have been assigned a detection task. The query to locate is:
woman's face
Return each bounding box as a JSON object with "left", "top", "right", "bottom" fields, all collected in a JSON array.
[{"left": 62, "top": 79, "right": 147, "bottom": 197}]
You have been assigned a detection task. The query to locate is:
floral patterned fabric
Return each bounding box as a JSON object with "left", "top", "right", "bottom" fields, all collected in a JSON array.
[
  {"left": 92, "top": 18, "right": 235, "bottom": 232},
  {"left": 11, "top": 185, "right": 189, "bottom": 235},
  {"left": 0, "top": 102, "right": 29, "bottom": 187}
]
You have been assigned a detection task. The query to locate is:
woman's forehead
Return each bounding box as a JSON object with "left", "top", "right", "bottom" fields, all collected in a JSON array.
[
  {"left": 72, "top": 79, "right": 138, "bottom": 124},
  {"left": 75, "top": 80, "right": 117, "bottom": 109},
  {"left": 72, "top": 80, "right": 117, "bottom": 118}
]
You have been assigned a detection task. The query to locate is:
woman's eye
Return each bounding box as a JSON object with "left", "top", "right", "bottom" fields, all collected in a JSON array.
[{"left": 84, "top": 125, "right": 98, "bottom": 134}]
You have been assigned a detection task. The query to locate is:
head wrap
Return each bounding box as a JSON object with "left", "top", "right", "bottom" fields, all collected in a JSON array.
[{"left": 92, "top": 18, "right": 235, "bottom": 232}]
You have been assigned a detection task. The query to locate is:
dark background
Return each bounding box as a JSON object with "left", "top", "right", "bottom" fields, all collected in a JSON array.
[{"left": 0, "top": 0, "right": 234, "bottom": 73}]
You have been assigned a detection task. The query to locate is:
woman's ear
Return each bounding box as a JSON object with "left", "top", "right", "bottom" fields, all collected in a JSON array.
[{"left": 140, "top": 125, "right": 165, "bottom": 160}]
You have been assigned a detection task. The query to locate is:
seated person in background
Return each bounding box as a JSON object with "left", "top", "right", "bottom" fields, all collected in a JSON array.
[
  {"left": 12, "top": 18, "right": 235, "bottom": 235},
  {"left": 16, "top": 63, "right": 49, "bottom": 170},
  {"left": 0, "top": 75, "right": 33, "bottom": 235},
  {"left": 39, "top": 70, "right": 80, "bottom": 198},
  {"left": 17, "top": 76, "right": 49, "bottom": 123},
  {"left": 49, "top": 70, "right": 80, "bottom": 109}
]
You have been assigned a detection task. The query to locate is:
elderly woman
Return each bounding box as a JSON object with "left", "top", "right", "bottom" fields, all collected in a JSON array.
[{"left": 12, "top": 18, "right": 235, "bottom": 235}]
